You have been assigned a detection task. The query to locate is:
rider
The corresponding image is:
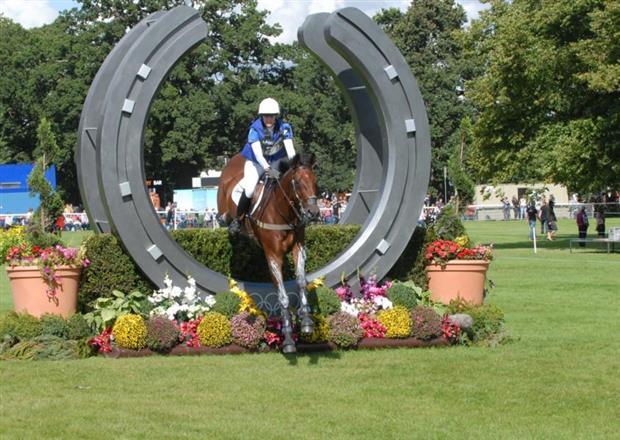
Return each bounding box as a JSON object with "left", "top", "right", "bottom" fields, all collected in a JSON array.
[{"left": 228, "top": 97, "right": 297, "bottom": 234}]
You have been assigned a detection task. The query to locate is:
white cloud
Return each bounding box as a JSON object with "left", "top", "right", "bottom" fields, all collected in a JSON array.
[
  {"left": 258, "top": 0, "right": 489, "bottom": 44},
  {"left": 0, "top": 0, "right": 61, "bottom": 28}
]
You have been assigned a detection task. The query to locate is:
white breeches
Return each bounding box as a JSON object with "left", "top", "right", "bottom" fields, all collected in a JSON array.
[{"left": 239, "top": 160, "right": 264, "bottom": 197}]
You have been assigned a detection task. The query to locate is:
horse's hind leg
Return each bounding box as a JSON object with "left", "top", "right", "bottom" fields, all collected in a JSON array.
[
  {"left": 267, "top": 254, "right": 296, "bottom": 354},
  {"left": 293, "top": 243, "right": 313, "bottom": 334}
]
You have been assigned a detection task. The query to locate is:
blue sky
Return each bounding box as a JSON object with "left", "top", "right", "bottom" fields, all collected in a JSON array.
[{"left": 1, "top": 0, "right": 488, "bottom": 42}]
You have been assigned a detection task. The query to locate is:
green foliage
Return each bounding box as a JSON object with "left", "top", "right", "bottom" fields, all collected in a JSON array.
[
  {"left": 388, "top": 226, "right": 428, "bottom": 288},
  {"left": 66, "top": 314, "right": 93, "bottom": 340},
  {"left": 308, "top": 286, "right": 341, "bottom": 317},
  {"left": 79, "top": 234, "right": 152, "bottom": 311},
  {"left": 463, "top": 0, "right": 619, "bottom": 192},
  {"left": 11, "top": 313, "right": 43, "bottom": 341},
  {"left": 27, "top": 118, "right": 64, "bottom": 232},
  {"left": 39, "top": 314, "right": 69, "bottom": 339},
  {"left": 447, "top": 299, "right": 505, "bottom": 344},
  {"left": 0, "top": 227, "right": 27, "bottom": 262},
  {"left": 146, "top": 315, "right": 180, "bottom": 353},
  {"left": 386, "top": 282, "right": 419, "bottom": 311},
  {"left": 434, "top": 205, "right": 467, "bottom": 241},
  {"left": 0, "top": 312, "right": 19, "bottom": 339},
  {"left": 410, "top": 306, "right": 443, "bottom": 340},
  {"left": 375, "top": 1, "right": 472, "bottom": 197},
  {"left": 0, "top": 335, "right": 86, "bottom": 361},
  {"left": 83, "top": 289, "right": 151, "bottom": 332},
  {"left": 24, "top": 226, "right": 64, "bottom": 249},
  {"left": 172, "top": 225, "right": 361, "bottom": 282},
  {"left": 112, "top": 314, "right": 147, "bottom": 350},
  {"left": 197, "top": 312, "right": 232, "bottom": 348},
  {"left": 211, "top": 291, "right": 241, "bottom": 319},
  {"left": 327, "top": 312, "right": 364, "bottom": 348}
]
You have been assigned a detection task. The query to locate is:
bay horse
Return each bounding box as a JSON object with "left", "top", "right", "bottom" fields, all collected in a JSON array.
[{"left": 217, "top": 153, "right": 320, "bottom": 353}]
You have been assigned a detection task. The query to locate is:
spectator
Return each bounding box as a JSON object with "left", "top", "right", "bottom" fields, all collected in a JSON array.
[
  {"left": 546, "top": 196, "right": 558, "bottom": 240},
  {"left": 502, "top": 197, "right": 511, "bottom": 221},
  {"left": 539, "top": 199, "right": 548, "bottom": 235},
  {"left": 576, "top": 206, "right": 589, "bottom": 247},
  {"left": 526, "top": 202, "right": 538, "bottom": 240},
  {"left": 519, "top": 197, "right": 527, "bottom": 220},
  {"left": 594, "top": 203, "right": 606, "bottom": 238},
  {"left": 512, "top": 196, "right": 519, "bottom": 219}
]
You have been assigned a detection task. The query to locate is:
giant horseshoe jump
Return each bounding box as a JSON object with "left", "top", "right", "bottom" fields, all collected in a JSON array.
[{"left": 76, "top": 6, "right": 430, "bottom": 314}]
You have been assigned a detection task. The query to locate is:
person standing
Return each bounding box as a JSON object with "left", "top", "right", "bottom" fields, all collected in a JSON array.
[
  {"left": 546, "top": 196, "right": 558, "bottom": 240},
  {"left": 576, "top": 206, "right": 589, "bottom": 247},
  {"left": 519, "top": 196, "right": 527, "bottom": 220},
  {"left": 594, "top": 203, "right": 606, "bottom": 237},
  {"left": 539, "top": 199, "right": 549, "bottom": 235},
  {"left": 512, "top": 196, "right": 519, "bottom": 220},
  {"left": 502, "top": 197, "right": 510, "bottom": 220},
  {"left": 526, "top": 202, "right": 538, "bottom": 240}
]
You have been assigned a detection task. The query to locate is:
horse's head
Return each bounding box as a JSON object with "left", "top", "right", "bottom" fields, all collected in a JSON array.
[{"left": 283, "top": 153, "right": 320, "bottom": 225}]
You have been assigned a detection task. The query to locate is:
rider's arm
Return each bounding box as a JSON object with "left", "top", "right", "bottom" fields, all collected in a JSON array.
[
  {"left": 282, "top": 123, "right": 295, "bottom": 160},
  {"left": 248, "top": 127, "right": 270, "bottom": 170},
  {"left": 251, "top": 141, "right": 270, "bottom": 170}
]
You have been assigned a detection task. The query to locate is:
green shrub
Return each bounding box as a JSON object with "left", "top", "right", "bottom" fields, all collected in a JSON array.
[
  {"left": 434, "top": 205, "right": 466, "bottom": 241},
  {"left": 327, "top": 312, "right": 364, "bottom": 348},
  {"left": 211, "top": 291, "right": 241, "bottom": 319},
  {"left": 172, "top": 224, "right": 361, "bottom": 282},
  {"left": 386, "top": 282, "right": 419, "bottom": 310},
  {"left": 0, "top": 335, "right": 84, "bottom": 361},
  {"left": 66, "top": 314, "right": 93, "bottom": 340},
  {"left": 11, "top": 313, "right": 43, "bottom": 340},
  {"left": 146, "top": 315, "right": 180, "bottom": 353},
  {"left": 79, "top": 234, "right": 152, "bottom": 312},
  {"left": 0, "top": 226, "right": 27, "bottom": 261},
  {"left": 0, "top": 313, "right": 19, "bottom": 339},
  {"left": 308, "top": 286, "right": 341, "bottom": 317},
  {"left": 39, "top": 314, "right": 68, "bottom": 339},
  {"left": 410, "top": 306, "right": 443, "bottom": 340},
  {"left": 446, "top": 300, "right": 505, "bottom": 343}
]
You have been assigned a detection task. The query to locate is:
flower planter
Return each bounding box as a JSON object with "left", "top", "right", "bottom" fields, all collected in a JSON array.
[
  {"left": 6, "top": 265, "right": 81, "bottom": 318},
  {"left": 426, "top": 260, "right": 490, "bottom": 306}
]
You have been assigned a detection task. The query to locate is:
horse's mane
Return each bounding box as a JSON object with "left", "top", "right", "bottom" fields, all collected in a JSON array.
[{"left": 278, "top": 153, "right": 315, "bottom": 175}]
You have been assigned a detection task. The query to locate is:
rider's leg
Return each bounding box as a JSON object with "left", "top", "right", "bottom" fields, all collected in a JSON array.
[{"left": 229, "top": 161, "right": 262, "bottom": 234}]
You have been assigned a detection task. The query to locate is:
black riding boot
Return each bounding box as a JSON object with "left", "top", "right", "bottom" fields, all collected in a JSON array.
[{"left": 228, "top": 193, "right": 251, "bottom": 235}]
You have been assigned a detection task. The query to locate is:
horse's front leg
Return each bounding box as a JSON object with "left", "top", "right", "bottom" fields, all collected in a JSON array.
[
  {"left": 293, "top": 242, "right": 313, "bottom": 334},
  {"left": 266, "top": 253, "right": 296, "bottom": 354}
]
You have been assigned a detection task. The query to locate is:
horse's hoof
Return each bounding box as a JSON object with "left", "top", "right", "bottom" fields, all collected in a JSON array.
[{"left": 282, "top": 344, "right": 297, "bottom": 354}]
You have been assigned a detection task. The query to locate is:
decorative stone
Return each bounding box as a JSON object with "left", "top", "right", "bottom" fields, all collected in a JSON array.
[{"left": 449, "top": 313, "right": 474, "bottom": 330}]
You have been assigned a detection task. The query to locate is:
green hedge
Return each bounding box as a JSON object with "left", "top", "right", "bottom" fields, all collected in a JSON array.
[
  {"left": 79, "top": 224, "right": 430, "bottom": 303},
  {"left": 79, "top": 234, "right": 152, "bottom": 311},
  {"left": 171, "top": 224, "right": 362, "bottom": 282}
]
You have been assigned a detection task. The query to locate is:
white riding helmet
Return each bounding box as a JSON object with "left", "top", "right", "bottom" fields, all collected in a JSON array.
[{"left": 258, "top": 97, "right": 280, "bottom": 115}]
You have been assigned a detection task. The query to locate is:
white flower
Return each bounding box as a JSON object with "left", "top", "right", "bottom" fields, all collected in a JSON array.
[
  {"left": 373, "top": 296, "right": 393, "bottom": 310},
  {"left": 340, "top": 301, "right": 359, "bottom": 317},
  {"left": 163, "top": 275, "right": 173, "bottom": 288}
]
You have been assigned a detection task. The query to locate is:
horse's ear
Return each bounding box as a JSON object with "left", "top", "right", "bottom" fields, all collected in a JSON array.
[{"left": 299, "top": 152, "right": 315, "bottom": 168}]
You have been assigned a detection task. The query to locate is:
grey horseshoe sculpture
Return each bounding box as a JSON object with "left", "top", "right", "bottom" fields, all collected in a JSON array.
[{"left": 76, "top": 6, "right": 430, "bottom": 313}]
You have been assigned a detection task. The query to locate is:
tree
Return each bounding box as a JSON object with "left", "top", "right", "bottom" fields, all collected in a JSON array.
[
  {"left": 374, "top": 0, "right": 470, "bottom": 197},
  {"left": 463, "top": 0, "right": 619, "bottom": 192},
  {"left": 27, "top": 118, "right": 64, "bottom": 232}
]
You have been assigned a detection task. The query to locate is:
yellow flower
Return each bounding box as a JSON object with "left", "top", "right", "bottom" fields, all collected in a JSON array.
[
  {"left": 455, "top": 235, "right": 470, "bottom": 248},
  {"left": 228, "top": 278, "right": 265, "bottom": 318},
  {"left": 307, "top": 277, "right": 325, "bottom": 292}
]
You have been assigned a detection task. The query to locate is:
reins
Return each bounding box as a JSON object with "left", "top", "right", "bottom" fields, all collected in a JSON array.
[{"left": 250, "top": 167, "right": 308, "bottom": 231}]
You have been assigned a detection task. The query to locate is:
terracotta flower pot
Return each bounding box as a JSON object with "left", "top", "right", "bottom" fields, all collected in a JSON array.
[
  {"left": 6, "top": 265, "right": 81, "bottom": 318},
  {"left": 426, "top": 260, "right": 490, "bottom": 306}
]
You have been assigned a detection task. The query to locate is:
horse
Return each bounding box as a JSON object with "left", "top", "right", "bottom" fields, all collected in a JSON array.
[{"left": 217, "top": 152, "right": 321, "bottom": 353}]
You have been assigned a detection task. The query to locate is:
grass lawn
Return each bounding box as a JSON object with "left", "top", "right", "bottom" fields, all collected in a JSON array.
[{"left": 1, "top": 219, "right": 619, "bottom": 438}]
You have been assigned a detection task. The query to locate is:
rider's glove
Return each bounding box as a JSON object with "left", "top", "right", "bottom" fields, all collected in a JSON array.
[{"left": 267, "top": 167, "right": 280, "bottom": 180}]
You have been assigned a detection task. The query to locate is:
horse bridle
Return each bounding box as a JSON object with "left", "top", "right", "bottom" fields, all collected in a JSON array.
[{"left": 275, "top": 168, "right": 317, "bottom": 229}]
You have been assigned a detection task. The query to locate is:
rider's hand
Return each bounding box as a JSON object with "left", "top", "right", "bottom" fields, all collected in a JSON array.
[{"left": 267, "top": 167, "right": 280, "bottom": 180}]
